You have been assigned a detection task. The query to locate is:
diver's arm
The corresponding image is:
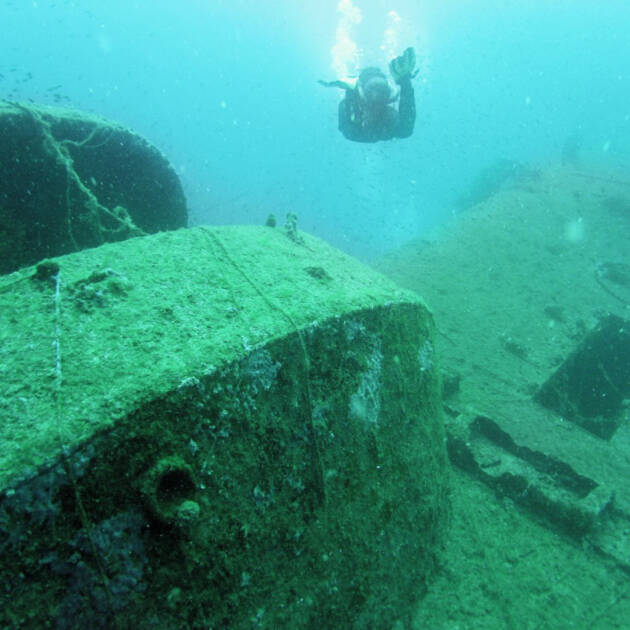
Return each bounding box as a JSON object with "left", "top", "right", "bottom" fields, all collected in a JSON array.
[
  {"left": 318, "top": 79, "right": 355, "bottom": 90},
  {"left": 396, "top": 77, "right": 416, "bottom": 138}
]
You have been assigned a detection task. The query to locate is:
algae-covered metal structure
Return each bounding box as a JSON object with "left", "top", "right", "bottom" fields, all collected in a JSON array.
[
  {"left": 0, "top": 102, "right": 187, "bottom": 275},
  {"left": 0, "top": 225, "right": 448, "bottom": 628}
]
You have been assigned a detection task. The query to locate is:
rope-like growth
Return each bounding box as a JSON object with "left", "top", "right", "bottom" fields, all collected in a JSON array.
[
  {"left": 52, "top": 270, "right": 117, "bottom": 623},
  {"left": 53, "top": 271, "right": 62, "bottom": 388},
  {"left": 16, "top": 104, "right": 146, "bottom": 250},
  {"left": 202, "top": 227, "right": 327, "bottom": 509}
]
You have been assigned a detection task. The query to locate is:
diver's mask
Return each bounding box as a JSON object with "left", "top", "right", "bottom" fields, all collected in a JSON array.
[{"left": 357, "top": 67, "right": 398, "bottom": 106}]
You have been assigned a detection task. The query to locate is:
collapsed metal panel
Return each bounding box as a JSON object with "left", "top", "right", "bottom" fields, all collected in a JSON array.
[
  {"left": 535, "top": 314, "right": 630, "bottom": 439},
  {"left": 446, "top": 414, "right": 611, "bottom": 536},
  {"left": 0, "top": 226, "right": 448, "bottom": 629}
]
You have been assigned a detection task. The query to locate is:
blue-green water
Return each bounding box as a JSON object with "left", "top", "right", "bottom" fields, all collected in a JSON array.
[{"left": 2, "top": 0, "right": 628, "bottom": 259}]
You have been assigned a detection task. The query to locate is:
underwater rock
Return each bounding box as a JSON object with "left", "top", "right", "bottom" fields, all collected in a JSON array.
[
  {"left": 0, "top": 101, "right": 187, "bottom": 274},
  {"left": 0, "top": 225, "right": 448, "bottom": 629}
]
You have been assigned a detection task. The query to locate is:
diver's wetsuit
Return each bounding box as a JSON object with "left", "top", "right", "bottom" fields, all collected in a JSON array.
[{"left": 338, "top": 78, "right": 415, "bottom": 143}]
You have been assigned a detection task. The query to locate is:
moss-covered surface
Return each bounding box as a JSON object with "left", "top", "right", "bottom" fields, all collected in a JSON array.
[
  {"left": 415, "top": 469, "right": 630, "bottom": 630},
  {"left": 1, "top": 225, "right": 430, "bottom": 485},
  {"left": 376, "top": 165, "right": 630, "bottom": 628},
  {"left": 0, "top": 225, "right": 448, "bottom": 628}
]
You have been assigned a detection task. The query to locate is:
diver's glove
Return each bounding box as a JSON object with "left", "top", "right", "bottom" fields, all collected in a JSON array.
[{"left": 389, "top": 47, "right": 418, "bottom": 84}]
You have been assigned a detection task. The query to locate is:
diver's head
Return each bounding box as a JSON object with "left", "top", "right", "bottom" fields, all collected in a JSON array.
[{"left": 358, "top": 67, "right": 393, "bottom": 107}]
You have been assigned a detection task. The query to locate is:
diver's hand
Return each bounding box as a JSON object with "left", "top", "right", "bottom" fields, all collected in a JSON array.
[{"left": 389, "top": 47, "right": 418, "bottom": 84}]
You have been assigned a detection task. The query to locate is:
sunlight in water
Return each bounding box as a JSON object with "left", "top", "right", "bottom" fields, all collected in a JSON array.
[
  {"left": 331, "top": 2, "right": 423, "bottom": 84},
  {"left": 380, "top": 10, "right": 402, "bottom": 60},
  {"left": 331, "top": 0, "right": 363, "bottom": 80}
]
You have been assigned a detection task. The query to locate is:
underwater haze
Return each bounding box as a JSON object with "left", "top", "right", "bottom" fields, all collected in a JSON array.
[{"left": 1, "top": 0, "right": 630, "bottom": 259}]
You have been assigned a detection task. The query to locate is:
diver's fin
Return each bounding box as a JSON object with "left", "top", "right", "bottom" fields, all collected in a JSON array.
[{"left": 389, "top": 47, "right": 418, "bottom": 84}]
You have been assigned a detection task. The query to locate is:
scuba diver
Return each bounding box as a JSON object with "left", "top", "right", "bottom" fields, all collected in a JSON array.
[{"left": 319, "top": 47, "right": 418, "bottom": 143}]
